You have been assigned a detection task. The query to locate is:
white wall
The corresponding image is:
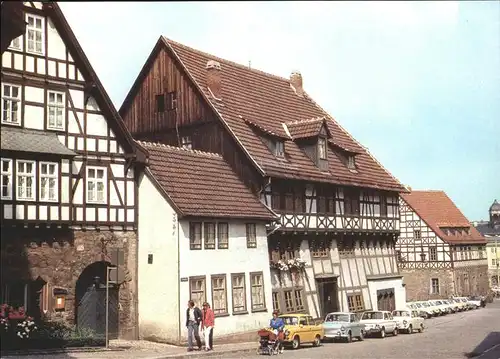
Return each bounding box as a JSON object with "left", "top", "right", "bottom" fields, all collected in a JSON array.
[
  {"left": 367, "top": 278, "right": 406, "bottom": 311},
  {"left": 178, "top": 219, "right": 273, "bottom": 337},
  {"left": 138, "top": 173, "right": 180, "bottom": 343}
]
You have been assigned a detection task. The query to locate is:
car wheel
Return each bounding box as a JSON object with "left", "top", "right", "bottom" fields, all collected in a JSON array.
[
  {"left": 313, "top": 335, "right": 321, "bottom": 347},
  {"left": 418, "top": 324, "right": 424, "bottom": 333},
  {"left": 358, "top": 330, "right": 364, "bottom": 341},
  {"left": 393, "top": 328, "right": 398, "bottom": 336},
  {"left": 380, "top": 328, "right": 386, "bottom": 338},
  {"left": 408, "top": 324, "right": 413, "bottom": 334},
  {"left": 346, "top": 332, "right": 352, "bottom": 343},
  {"left": 292, "top": 336, "right": 300, "bottom": 350}
]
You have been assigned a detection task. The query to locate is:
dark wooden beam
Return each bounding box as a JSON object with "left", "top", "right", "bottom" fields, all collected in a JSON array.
[{"left": 1, "top": 1, "right": 26, "bottom": 54}]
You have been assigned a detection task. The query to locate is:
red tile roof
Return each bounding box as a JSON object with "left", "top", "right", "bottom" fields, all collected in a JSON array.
[
  {"left": 162, "top": 37, "right": 406, "bottom": 192},
  {"left": 139, "top": 141, "right": 277, "bottom": 220},
  {"left": 285, "top": 117, "right": 328, "bottom": 140},
  {"left": 401, "top": 191, "right": 486, "bottom": 244}
]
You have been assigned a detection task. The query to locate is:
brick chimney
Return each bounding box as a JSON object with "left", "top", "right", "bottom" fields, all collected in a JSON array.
[
  {"left": 206, "top": 60, "right": 222, "bottom": 99},
  {"left": 290, "top": 71, "right": 303, "bottom": 97}
]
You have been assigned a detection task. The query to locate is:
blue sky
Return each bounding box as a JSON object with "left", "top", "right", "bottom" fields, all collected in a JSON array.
[{"left": 58, "top": 1, "right": 500, "bottom": 221}]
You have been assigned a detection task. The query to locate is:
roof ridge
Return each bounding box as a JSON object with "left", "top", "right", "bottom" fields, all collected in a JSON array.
[
  {"left": 162, "top": 36, "right": 291, "bottom": 83},
  {"left": 285, "top": 116, "right": 325, "bottom": 126},
  {"left": 136, "top": 140, "right": 222, "bottom": 158}
]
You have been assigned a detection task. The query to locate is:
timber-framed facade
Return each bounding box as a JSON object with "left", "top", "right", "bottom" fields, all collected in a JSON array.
[
  {"left": 1, "top": 1, "right": 147, "bottom": 339},
  {"left": 397, "top": 191, "right": 488, "bottom": 300},
  {"left": 119, "top": 36, "right": 408, "bottom": 319}
]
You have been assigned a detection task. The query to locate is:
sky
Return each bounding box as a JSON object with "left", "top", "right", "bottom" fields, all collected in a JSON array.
[{"left": 58, "top": 1, "right": 500, "bottom": 221}]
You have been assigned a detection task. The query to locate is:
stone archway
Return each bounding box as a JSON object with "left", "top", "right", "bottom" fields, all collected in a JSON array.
[{"left": 75, "top": 261, "right": 119, "bottom": 338}]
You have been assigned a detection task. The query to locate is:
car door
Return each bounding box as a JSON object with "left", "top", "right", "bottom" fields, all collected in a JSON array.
[
  {"left": 412, "top": 310, "right": 422, "bottom": 327},
  {"left": 350, "top": 314, "right": 361, "bottom": 337},
  {"left": 384, "top": 312, "right": 395, "bottom": 331},
  {"left": 299, "top": 316, "right": 311, "bottom": 342}
]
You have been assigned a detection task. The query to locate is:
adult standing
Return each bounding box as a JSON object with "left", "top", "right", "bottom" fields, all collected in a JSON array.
[
  {"left": 202, "top": 302, "right": 215, "bottom": 351},
  {"left": 186, "top": 300, "right": 202, "bottom": 352}
]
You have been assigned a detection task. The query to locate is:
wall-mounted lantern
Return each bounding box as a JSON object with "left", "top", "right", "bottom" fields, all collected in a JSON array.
[{"left": 53, "top": 288, "right": 68, "bottom": 312}]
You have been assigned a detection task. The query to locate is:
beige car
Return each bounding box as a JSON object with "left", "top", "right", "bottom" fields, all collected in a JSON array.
[{"left": 392, "top": 309, "right": 425, "bottom": 334}]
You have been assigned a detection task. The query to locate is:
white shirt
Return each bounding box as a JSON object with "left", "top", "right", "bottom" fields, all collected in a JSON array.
[{"left": 188, "top": 308, "right": 195, "bottom": 322}]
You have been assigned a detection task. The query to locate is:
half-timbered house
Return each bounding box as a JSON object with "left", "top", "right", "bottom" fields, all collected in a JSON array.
[
  {"left": 0, "top": 2, "right": 147, "bottom": 339},
  {"left": 137, "top": 141, "right": 276, "bottom": 343},
  {"left": 119, "top": 37, "right": 408, "bottom": 318},
  {"left": 397, "top": 191, "right": 488, "bottom": 300}
]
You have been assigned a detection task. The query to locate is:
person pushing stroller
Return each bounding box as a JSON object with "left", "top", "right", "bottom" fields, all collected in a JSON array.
[{"left": 269, "top": 310, "right": 285, "bottom": 354}]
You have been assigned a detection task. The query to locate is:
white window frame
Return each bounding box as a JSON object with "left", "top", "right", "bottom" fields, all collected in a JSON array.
[
  {"left": 1, "top": 83, "right": 21, "bottom": 126},
  {"left": 430, "top": 278, "right": 440, "bottom": 295},
  {"left": 86, "top": 166, "right": 107, "bottom": 204},
  {"left": 39, "top": 162, "right": 58, "bottom": 202},
  {"left": 16, "top": 160, "right": 36, "bottom": 201},
  {"left": 180, "top": 136, "right": 192, "bottom": 150},
  {"left": 318, "top": 137, "right": 327, "bottom": 159},
  {"left": 348, "top": 155, "right": 356, "bottom": 169},
  {"left": 47, "top": 91, "right": 65, "bottom": 131},
  {"left": 1, "top": 158, "right": 13, "bottom": 200},
  {"left": 275, "top": 141, "right": 285, "bottom": 157},
  {"left": 26, "top": 14, "right": 44, "bottom": 55},
  {"left": 9, "top": 36, "right": 22, "bottom": 51}
]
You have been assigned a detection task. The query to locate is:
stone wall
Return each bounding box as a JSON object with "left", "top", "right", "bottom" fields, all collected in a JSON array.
[
  {"left": 0, "top": 227, "right": 138, "bottom": 339},
  {"left": 454, "top": 265, "right": 489, "bottom": 296},
  {"left": 401, "top": 269, "right": 454, "bottom": 301}
]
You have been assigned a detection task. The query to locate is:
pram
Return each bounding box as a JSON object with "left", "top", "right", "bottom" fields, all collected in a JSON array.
[{"left": 257, "top": 328, "right": 284, "bottom": 355}]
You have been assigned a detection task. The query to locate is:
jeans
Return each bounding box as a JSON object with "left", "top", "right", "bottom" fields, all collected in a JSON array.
[
  {"left": 203, "top": 326, "right": 213, "bottom": 349},
  {"left": 187, "top": 321, "right": 201, "bottom": 349}
]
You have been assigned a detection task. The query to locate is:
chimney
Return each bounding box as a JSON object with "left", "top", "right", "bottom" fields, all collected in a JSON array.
[
  {"left": 290, "top": 70, "right": 304, "bottom": 97},
  {"left": 206, "top": 60, "right": 222, "bottom": 99}
]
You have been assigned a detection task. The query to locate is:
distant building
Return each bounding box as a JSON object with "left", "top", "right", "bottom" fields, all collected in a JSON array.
[
  {"left": 396, "top": 191, "right": 488, "bottom": 300},
  {"left": 473, "top": 199, "right": 500, "bottom": 287}
]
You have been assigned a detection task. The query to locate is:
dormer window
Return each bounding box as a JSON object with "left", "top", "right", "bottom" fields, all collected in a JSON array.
[
  {"left": 275, "top": 140, "right": 285, "bottom": 157},
  {"left": 318, "top": 138, "right": 327, "bottom": 159},
  {"left": 348, "top": 155, "right": 356, "bottom": 170},
  {"left": 181, "top": 136, "right": 192, "bottom": 150}
]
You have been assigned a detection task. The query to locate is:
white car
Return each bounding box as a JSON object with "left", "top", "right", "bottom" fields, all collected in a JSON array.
[
  {"left": 467, "top": 296, "right": 482, "bottom": 308},
  {"left": 360, "top": 311, "right": 399, "bottom": 338},
  {"left": 429, "top": 300, "right": 449, "bottom": 315},
  {"left": 414, "top": 301, "right": 436, "bottom": 318},
  {"left": 392, "top": 309, "right": 425, "bottom": 334}
]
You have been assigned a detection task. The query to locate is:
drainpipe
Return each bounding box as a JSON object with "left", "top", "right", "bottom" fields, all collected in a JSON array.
[{"left": 177, "top": 214, "right": 181, "bottom": 345}]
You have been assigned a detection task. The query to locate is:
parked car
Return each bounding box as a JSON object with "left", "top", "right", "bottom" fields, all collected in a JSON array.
[
  {"left": 451, "top": 298, "right": 467, "bottom": 311},
  {"left": 429, "top": 300, "right": 449, "bottom": 315},
  {"left": 420, "top": 300, "right": 441, "bottom": 317},
  {"left": 392, "top": 309, "right": 425, "bottom": 334},
  {"left": 412, "top": 301, "right": 436, "bottom": 318},
  {"left": 322, "top": 312, "right": 365, "bottom": 343},
  {"left": 442, "top": 299, "right": 459, "bottom": 313},
  {"left": 279, "top": 313, "right": 324, "bottom": 349},
  {"left": 467, "top": 296, "right": 483, "bottom": 309},
  {"left": 359, "top": 311, "right": 399, "bottom": 338}
]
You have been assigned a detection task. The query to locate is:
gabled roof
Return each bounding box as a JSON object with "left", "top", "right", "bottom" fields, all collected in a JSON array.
[
  {"left": 38, "top": 2, "right": 147, "bottom": 162},
  {"left": 139, "top": 141, "right": 277, "bottom": 221},
  {"left": 120, "top": 36, "right": 406, "bottom": 191},
  {"left": 401, "top": 190, "right": 486, "bottom": 244},
  {"left": 285, "top": 117, "right": 330, "bottom": 140}
]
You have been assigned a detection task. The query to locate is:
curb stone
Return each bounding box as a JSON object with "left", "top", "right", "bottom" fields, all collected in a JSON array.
[
  {"left": 151, "top": 346, "right": 255, "bottom": 359},
  {"left": 0, "top": 347, "right": 125, "bottom": 357}
]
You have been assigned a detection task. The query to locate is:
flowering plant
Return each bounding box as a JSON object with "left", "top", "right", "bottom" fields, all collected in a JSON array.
[
  {"left": 270, "top": 258, "right": 307, "bottom": 271},
  {"left": 16, "top": 317, "right": 37, "bottom": 339},
  {"left": 0, "top": 317, "right": 9, "bottom": 332}
]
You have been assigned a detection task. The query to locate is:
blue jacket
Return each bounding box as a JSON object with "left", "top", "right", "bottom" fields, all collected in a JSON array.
[{"left": 270, "top": 317, "right": 285, "bottom": 331}]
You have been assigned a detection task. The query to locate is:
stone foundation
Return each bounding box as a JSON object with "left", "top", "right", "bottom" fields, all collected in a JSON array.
[{"left": 0, "top": 227, "right": 138, "bottom": 339}]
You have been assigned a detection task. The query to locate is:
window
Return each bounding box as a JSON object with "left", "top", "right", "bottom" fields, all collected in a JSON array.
[
  {"left": 231, "top": 273, "right": 246, "bottom": 313},
  {"left": 246, "top": 223, "right": 257, "bottom": 248},
  {"left": 272, "top": 291, "right": 280, "bottom": 312},
  {"left": 217, "top": 222, "right": 229, "bottom": 249},
  {"left": 283, "top": 288, "right": 305, "bottom": 313},
  {"left": 189, "top": 222, "right": 202, "bottom": 250},
  {"left": 275, "top": 141, "right": 285, "bottom": 157},
  {"left": 211, "top": 275, "right": 227, "bottom": 316},
  {"left": 310, "top": 239, "right": 329, "bottom": 258},
  {"left": 347, "top": 293, "right": 365, "bottom": 312},
  {"left": 39, "top": 162, "right": 58, "bottom": 201},
  {"left": 204, "top": 222, "right": 216, "bottom": 249},
  {"left": 347, "top": 155, "right": 356, "bottom": 170},
  {"left": 26, "top": 14, "right": 44, "bottom": 54},
  {"left": 47, "top": 91, "right": 65, "bottom": 130},
  {"left": 166, "top": 91, "right": 177, "bottom": 110},
  {"left": 17, "top": 160, "right": 35, "bottom": 200},
  {"left": 1, "top": 159, "right": 13, "bottom": 199},
  {"left": 493, "top": 259, "right": 497, "bottom": 267},
  {"left": 414, "top": 230, "right": 421, "bottom": 239},
  {"left": 9, "top": 36, "right": 21, "bottom": 50},
  {"left": 180, "top": 136, "right": 192, "bottom": 150},
  {"left": 318, "top": 137, "right": 327, "bottom": 159},
  {"left": 250, "top": 272, "right": 266, "bottom": 311},
  {"left": 430, "top": 278, "right": 439, "bottom": 294},
  {"left": 155, "top": 94, "right": 165, "bottom": 112},
  {"left": 429, "top": 246, "right": 437, "bottom": 261},
  {"left": 189, "top": 276, "right": 206, "bottom": 308},
  {"left": 86, "top": 167, "right": 106, "bottom": 203},
  {"left": 1, "top": 84, "right": 21, "bottom": 125}
]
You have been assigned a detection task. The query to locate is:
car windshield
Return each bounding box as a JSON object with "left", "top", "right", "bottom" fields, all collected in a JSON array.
[
  {"left": 421, "top": 302, "right": 430, "bottom": 308},
  {"left": 361, "top": 311, "right": 383, "bottom": 320},
  {"left": 280, "top": 316, "right": 299, "bottom": 325},
  {"left": 469, "top": 296, "right": 480, "bottom": 300},
  {"left": 415, "top": 303, "right": 422, "bottom": 308},
  {"left": 435, "top": 301, "right": 442, "bottom": 305},
  {"left": 325, "top": 314, "right": 350, "bottom": 322},
  {"left": 393, "top": 311, "right": 410, "bottom": 317},
  {"left": 461, "top": 299, "right": 468, "bottom": 302}
]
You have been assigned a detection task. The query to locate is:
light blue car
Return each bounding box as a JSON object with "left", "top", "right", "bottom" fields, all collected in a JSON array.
[{"left": 322, "top": 312, "right": 365, "bottom": 343}]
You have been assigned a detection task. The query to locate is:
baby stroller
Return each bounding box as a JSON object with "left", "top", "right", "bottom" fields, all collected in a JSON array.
[{"left": 257, "top": 328, "right": 284, "bottom": 355}]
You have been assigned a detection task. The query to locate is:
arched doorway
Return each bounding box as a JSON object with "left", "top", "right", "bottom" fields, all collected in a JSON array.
[{"left": 75, "top": 261, "right": 119, "bottom": 338}]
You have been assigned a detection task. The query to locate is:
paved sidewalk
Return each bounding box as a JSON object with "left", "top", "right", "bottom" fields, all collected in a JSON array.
[{"left": 1, "top": 340, "right": 257, "bottom": 359}]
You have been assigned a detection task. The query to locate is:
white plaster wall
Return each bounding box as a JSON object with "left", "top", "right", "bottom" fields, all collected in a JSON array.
[
  {"left": 138, "top": 173, "right": 180, "bottom": 343},
  {"left": 367, "top": 278, "right": 406, "bottom": 311},
  {"left": 178, "top": 219, "right": 273, "bottom": 337}
]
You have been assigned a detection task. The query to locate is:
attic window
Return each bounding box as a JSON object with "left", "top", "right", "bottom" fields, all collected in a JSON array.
[
  {"left": 275, "top": 140, "right": 285, "bottom": 157},
  {"left": 181, "top": 136, "right": 192, "bottom": 149},
  {"left": 348, "top": 156, "right": 356, "bottom": 170},
  {"left": 318, "top": 138, "right": 327, "bottom": 159},
  {"left": 156, "top": 94, "right": 165, "bottom": 112}
]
